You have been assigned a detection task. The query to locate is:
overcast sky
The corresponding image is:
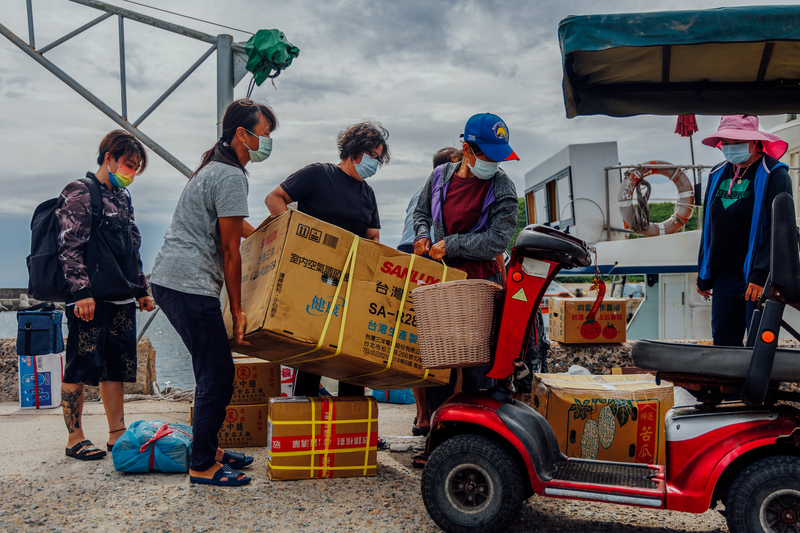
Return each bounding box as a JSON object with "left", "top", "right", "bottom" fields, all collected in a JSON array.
[{"left": 1, "top": 0, "right": 796, "bottom": 287}]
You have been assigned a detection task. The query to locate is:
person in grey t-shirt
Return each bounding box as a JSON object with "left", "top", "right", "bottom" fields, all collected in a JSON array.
[{"left": 150, "top": 99, "right": 278, "bottom": 487}]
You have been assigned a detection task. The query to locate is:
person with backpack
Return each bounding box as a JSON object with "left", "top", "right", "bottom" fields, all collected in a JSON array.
[
  {"left": 150, "top": 99, "right": 278, "bottom": 487},
  {"left": 57, "top": 130, "right": 154, "bottom": 461}
]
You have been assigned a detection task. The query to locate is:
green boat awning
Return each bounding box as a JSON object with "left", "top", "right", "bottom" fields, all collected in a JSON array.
[{"left": 559, "top": 6, "right": 800, "bottom": 118}]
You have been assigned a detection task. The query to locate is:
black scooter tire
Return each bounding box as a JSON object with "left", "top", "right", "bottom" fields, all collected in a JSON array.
[
  {"left": 421, "top": 434, "right": 524, "bottom": 533},
  {"left": 726, "top": 455, "right": 800, "bottom": 533}
]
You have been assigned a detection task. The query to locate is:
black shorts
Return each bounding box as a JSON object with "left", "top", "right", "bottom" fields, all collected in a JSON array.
[{"left": 64, "top": 301, "right": 138, "bottom": 386}]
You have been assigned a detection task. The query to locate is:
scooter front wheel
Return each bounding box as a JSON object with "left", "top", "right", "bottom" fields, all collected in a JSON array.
[{"left": 421, "top": 434, "right": 524, "bottom": 533}]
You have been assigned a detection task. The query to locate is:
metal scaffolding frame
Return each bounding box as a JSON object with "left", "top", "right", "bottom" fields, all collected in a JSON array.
[{"left": 3, "top": 0, "right": 251, "bottom": 177}]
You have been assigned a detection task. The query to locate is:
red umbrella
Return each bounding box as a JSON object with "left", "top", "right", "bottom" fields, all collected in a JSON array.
[
  {"left": 675, "top": 114, "right": 700, "bottom": 209},
  {"left": 675, "top": 114, "right": 698, "bottom": 137}
]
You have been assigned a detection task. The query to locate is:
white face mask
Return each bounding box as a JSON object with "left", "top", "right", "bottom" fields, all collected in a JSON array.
[{"left": 468, "top": 154, "right": 499, "bottom": 180}]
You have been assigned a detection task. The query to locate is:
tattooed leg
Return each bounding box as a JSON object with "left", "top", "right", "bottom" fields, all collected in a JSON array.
[
  {"left": 61, "top": 383, "right": 103, "bottom": 456},
  {"left": 99, "top": 381, "right": 125, "bottom": 446},
  {"left": 62, "top": 384, "right": 83, "bottom": 434}
]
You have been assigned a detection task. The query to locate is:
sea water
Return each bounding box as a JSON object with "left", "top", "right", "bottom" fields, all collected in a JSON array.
[{"left": 0, "top": 310, "right": 195, "bottom": 390}]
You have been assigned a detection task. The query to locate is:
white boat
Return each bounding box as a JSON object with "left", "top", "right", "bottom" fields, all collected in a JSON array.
[{"left": 524, "top": 135, "right": 800, "bottom": 342}]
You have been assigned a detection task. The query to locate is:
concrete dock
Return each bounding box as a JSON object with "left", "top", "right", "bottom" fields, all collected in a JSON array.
[{"left": 0, "top": 398, "right": 732, "bottom": 533}]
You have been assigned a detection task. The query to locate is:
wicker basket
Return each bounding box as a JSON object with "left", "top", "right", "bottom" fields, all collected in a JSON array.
[{"left": 412, "top": 279, "right": 501, "bottom": 369}]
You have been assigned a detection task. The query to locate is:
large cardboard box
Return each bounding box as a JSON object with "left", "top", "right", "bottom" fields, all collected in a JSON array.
[
  {"left": 18, "top": 352, "right": 64, "bottom": 410},
  {"left": 549, "top": 297, "right": 627, "bottom": 344},
  {"left": 531, "top": 373, "right": 673, "bottom": 465},
  {"left": 191, "top": 403, "right": 269, "bottom": 448},
  {"left": 267, "top": 396, "right": 378, "bottom": 480},
  {"left": 223, "top": 211, "right": 462, "bottom": 389},
  {"left": 231, "top": 357, "right": 281, "bottom": 405}
]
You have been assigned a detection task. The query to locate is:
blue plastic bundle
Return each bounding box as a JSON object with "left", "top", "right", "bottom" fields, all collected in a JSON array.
[
  {"left": 112, "top": 420, "right": 193, "bottom": 473},
  {"left": 370, "top": 388, "right": 416, "bottom": 404}
]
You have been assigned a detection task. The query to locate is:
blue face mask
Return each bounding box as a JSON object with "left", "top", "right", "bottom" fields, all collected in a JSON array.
[
  {"left": 354, "top": 153, "right": 379, "bottom": 179},
  {"left": 721, "top": 143, "right": 751, "bottom": 165}
]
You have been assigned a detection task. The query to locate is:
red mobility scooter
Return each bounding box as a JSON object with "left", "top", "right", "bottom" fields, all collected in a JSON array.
[{"left": 420, "top": 193, "right": 800, "bottom": 533}]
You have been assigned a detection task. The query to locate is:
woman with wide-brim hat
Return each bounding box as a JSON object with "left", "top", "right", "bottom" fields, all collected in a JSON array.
[{"left": 697, "top": 115, "right": 791, "bottom": 346}]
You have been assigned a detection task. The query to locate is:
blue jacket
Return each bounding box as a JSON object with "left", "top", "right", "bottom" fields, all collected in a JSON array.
[{"left": 698, "top": 155, "right": 791, "bottom": 290}]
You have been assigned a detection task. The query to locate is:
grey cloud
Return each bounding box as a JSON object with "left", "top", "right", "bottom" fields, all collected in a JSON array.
[
  {"left": 3, "top": 0, "right": 799, "bottom": 282},
  {"left": 269, "top": 74, "right": 358, "bottom": 104}
]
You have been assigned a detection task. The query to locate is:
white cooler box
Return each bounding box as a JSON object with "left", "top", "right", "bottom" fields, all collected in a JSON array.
[{"left": 18, "top": 352, "right": 65, "bottom": 409}]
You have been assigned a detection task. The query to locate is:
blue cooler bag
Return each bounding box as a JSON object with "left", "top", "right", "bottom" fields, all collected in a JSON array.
[
  {"left": 113, "top": 420, "right": 193, "bottom": 473},
  {"left": 17, "top": 303, "right": 64, "bottom": 356}
]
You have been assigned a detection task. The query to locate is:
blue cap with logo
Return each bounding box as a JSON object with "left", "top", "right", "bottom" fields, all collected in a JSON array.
[{"left": 462, "top": 113, "right": 519, "bottom": 162}]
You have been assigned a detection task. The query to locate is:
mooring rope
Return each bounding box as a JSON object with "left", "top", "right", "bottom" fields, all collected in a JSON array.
[
  {"left": 629, "top": 175, "right": 652, "bottom": 234},
  {"left": 123, "top": 382, "right": 195, "bottom": 402}
]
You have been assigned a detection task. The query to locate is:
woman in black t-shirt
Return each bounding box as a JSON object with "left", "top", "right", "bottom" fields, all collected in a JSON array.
[
  {"left": 697, "top": 115, "right": 791, "bottom": 346},
  {"left": 265, "top": 121, "right": 390, "bottom": 397}
]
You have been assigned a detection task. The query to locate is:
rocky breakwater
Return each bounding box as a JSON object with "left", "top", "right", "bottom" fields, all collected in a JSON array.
[
  {"left": 0, "top": 292, "right": 61, "bottom": 312},
  {"left": 547, "top": 341, "right": 635, "bottom": 374},
  {"left": 0, "top": 337, "right": 156, "bottom": 402},
  {"left": 547, "top": 338, "right": 800, "bottom": 396}
]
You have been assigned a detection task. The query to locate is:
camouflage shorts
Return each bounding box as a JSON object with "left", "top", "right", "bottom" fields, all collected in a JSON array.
[{"left": 64, "top": 302, "right": 137, "bottom": 386}]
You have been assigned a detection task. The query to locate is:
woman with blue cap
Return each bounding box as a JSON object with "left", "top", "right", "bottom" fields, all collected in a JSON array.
[
  {"left": 697, "top": 115, "right": 791, "bottom": 346},
  {"left": 412, "top": 113, "right": 519, "bottom": 421}
]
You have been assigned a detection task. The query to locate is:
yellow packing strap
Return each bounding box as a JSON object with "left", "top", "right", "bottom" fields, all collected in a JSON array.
[
  {"left": 279, "top": 237, "right": 359, "bottom": 365},
  {"left": 321, "top": 398, "right": 333, "bottom": 478},
  {"left": 268, "top": 464, "right": 377, "bottom": 472},
  {"left": 268, "top": 417, "right": 378, "bottom": 425},
  {"left": 391, "top": 260, "right": 449, "bottom": 388},
  {"left": 363, "top": 398, "right": 372, "bottom": 475},
  {"left": 268, "top": 445, "right": 376, "bottom": 458},
  {"left": 346, "top": 254, "right": 416, "bottom": 381},
  {"left": 309, "top": 397, "right": 316, "bottom": 478}
]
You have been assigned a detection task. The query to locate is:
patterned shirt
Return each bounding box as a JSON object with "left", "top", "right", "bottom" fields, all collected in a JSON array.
[{"left": 56, "top": 172, "right": 148, "bottom": 300}]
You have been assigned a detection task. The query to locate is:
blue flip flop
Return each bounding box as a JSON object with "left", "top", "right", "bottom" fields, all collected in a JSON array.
[
  {"left": 221, "top": 450, "right": 254, "bottom": 470},
  {"left": 190, "top": 464, "right": 251, "bottom": 487}
]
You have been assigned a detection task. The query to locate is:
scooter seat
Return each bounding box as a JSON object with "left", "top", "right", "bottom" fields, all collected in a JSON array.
[{"left": 632, "top": 340, "right": 800, "bottom": 382}]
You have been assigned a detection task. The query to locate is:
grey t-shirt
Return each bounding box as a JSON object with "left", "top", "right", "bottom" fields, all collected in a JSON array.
[{"left": 150, "top": 161, "right": 249, "bottom": 298}]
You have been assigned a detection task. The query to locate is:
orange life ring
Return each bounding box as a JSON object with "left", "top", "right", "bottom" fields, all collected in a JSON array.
[{"left": 618, "top": 161, "right": 694, "bottom": 237}]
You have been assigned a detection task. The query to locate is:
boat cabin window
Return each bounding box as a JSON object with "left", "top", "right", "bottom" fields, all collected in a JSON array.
[{"left": 526, "top": 168, "right": 574, "bottom": 227}]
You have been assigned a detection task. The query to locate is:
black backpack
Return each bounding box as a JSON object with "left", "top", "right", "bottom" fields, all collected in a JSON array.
[{"left": 26, "top": 177, "right": 103, "bottom": 302}]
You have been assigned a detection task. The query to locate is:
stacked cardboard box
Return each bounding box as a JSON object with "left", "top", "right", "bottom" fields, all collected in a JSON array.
[
  {"left": 223, "top": 211, "right": 464, "bottom": 389},
  {"left": 217, "top": 403, "right": 269, "bottom": 448},
  {"left": 267, "top": 396, "right": 378, "bottom": 480},
  {"left": 231, "top": 357, "right": 281, "bottom": 405},
  {"left": 549, "top": 297, "right": 627, "bottom": 344},
  {"left": 531, "top": 373, "right": 673, "bottom": 465},
  {"left": 217, "top": 357, "right": 281, "bottom": 448}
]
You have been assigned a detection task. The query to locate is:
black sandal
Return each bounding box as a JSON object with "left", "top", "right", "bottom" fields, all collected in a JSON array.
[
  {"left": 411, "top": 452, "right": 428, "bottom": 469},
  {"left": 411, "top": 417, "right": 430, "bottom": 436},
  {"left": 412, "top": 424, "right": 430, "bottom": 436},
  {"left": 107, "top": 427, "right": 126, "bottom": 452},
  {"left": 66, "top": 440, "right": 107, "bottom": 461}
]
